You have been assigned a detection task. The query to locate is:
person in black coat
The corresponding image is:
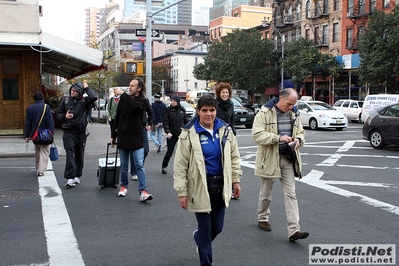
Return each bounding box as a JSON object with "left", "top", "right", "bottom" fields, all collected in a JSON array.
[
  {"left": 215, "top": 83, "right": 236, "bottom": 135},
  {"left": 24, "top": 92, "right": 55, "bottom": 177},
  {"left": 161, "top": 95, "right": 188, "bottom": 174},
  {"left": 56, "top": 82, "right": 97, "bottom": 188},
  {"left": 111, "top": 78, "right": 153, "bottom": 202}
]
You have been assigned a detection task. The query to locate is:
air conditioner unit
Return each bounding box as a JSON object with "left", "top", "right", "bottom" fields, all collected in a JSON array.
[{"left": 346, "top": 12, "right": 353, "bottom": 17}]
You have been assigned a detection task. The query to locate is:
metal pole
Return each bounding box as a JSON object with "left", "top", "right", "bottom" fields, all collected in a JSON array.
[
  {"left": 146, "top": 0, "right": 153, "bottom": 102},
  {"left": 281, "top": 35, "right": 284, "bottom": 90}
]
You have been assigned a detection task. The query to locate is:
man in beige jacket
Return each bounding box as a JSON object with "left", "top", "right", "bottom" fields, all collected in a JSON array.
[{"left": 252, "top": 88, "right": 309, "bottom": 242}]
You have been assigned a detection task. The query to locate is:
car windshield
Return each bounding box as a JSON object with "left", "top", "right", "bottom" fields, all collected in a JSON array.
[
  {"left": 308, "top": 102, "right": 335, "bottom": 110},
  {"left": 231, "top": 98, "right": 243, "bottom": 107},
  {"left": 333, "top": 100, "right": 344, "bottom": 107}
]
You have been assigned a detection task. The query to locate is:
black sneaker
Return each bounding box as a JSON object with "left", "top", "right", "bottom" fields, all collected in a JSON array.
[
  {"left": 162, "top": 168, "right": 167, "bottom": 174},
  {"left": 157, "top": 144, "right": 161, "bottom": 153}
]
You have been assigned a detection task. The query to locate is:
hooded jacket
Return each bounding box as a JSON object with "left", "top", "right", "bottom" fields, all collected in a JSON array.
[
  {"left": 173, "top": 117, "right": 242, "bottom": 212},
  {"left": 251, "top": 104, "right": 305, "bottom": 179},
  {"left": 163, "top": 103, "right": 188, "bottom": 136},
  {"left": 56, "top": 84, "right": 97, "bottom": 133}
]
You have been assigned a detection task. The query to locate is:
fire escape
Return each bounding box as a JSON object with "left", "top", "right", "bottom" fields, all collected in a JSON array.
[
  {"left": 346, "top": 0, "right": 372, "bottom": 51},
  {"left": 306, "top": 0, "right": 329, "bottom": 48}
]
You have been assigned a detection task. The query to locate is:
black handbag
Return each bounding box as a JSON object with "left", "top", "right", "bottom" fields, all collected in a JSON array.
[{"left": 32, "top": 105, "right": 54, "bottom": 145}]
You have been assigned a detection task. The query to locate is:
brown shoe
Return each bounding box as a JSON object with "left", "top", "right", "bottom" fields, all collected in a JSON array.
[
  {"left": 289, "top": 231, "right": 309, "bottom": 242},
  {"left": 258, "top": 221, "right": 271, "bottom": 231}
]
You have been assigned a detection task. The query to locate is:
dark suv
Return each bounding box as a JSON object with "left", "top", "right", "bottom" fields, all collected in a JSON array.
[{"left": 231, "top": 98, "right": 255, "bottom": 128}]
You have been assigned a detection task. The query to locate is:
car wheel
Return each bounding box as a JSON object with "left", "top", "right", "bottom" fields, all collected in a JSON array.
[
  {"left": 245, "top": 124, "right": 252, "bottom": 129},
  {"left": 309, "top": 118, "right": 318, "bottom": 130},
  {"left": 369, "top": 130, "right": 385, "bottom": 149}
]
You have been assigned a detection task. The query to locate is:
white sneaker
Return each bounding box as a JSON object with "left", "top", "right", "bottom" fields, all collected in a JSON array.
[
  {"left": 74, "top": 177, "right": 81, "bottom": 184},
  {"left": 118, "top": 186, "right": 127, "bottom": 197},
  {"left": 131, "top": 174, "right": 138, "bottom": 181},
  {"left": 65, "top": 179, "right": 75, "bottom": 188}
]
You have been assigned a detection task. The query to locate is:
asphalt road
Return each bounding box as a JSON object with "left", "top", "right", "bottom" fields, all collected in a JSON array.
[{"left": 1, "top": 124, "right": 398, "bottom": 266}]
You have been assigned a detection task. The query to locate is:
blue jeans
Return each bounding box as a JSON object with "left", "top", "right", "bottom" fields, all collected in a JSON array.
[
  {"left": 194, "top": 195, "right": 225, "bottom": 266},
  {"left": 150, "top": 125, "right": 163, "bottom": 148},
  {"left": 119, "top": 148, "right": 147, "bottom": 193},
  {"left": 131, "top": 128, "right": 149, "bottom": 175}
]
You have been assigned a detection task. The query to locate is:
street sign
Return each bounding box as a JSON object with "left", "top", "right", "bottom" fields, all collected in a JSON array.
[
  {"left": 135, "top": 29, "right": 160, "bottom": 37},
  {"left": 135, "top": 29, "right": 146, "bottom": 37}
]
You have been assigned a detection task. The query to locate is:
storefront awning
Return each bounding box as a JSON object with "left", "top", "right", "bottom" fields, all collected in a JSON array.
[
  {"left": 39, "top": 33, "right": 104, "bottom": 79},
  {"left": 0, "top": 32, "right": 104, "bottom": 79}
]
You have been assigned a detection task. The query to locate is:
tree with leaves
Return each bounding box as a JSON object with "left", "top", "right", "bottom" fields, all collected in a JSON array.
[
  {"left": 357, "top": 5, "right": 399, "bottom": 93},
  {"left": 193, "top": 29, "right": 276, "bottom": 91},
  {"left": 282, "top": 38, "right": 341, "bottom": 85}
]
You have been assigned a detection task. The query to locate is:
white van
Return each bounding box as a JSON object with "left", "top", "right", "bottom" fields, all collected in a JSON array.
[{"left": 360, "top": 94, "right": 399, "bottom": 122}]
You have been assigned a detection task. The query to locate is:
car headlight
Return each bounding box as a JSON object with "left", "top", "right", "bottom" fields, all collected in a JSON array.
[{"left": 317, "top": 113, "right": 329, "bottom": 119}]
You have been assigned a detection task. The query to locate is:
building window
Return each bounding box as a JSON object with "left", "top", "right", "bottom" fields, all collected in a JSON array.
[
  {"left": 323, "top": 0, "right": 328, "bottom": 14},
  {"left": 370, "top": 0, "right": 377, "bottom": 11},
  {"left": 347, "top": 28, "right": 353, "bottom": 47},
  {"left": 306, "top": 1, "right": 310, "bottom": 18},
  {"left": 333, "top": 23, "right": 338, "bottom": 42},
  {"left": 296, "top": 5, "right": 301, "bottom": 20},
  {"left": 383, "top": 0, "right": 389, "bottom": 8},
  {"left": 348, "top": 0, "right": 354, "bottom": 14},
  {"left": 322, "top": 25, "right": 328, "bottom": 44},
  {"left": 296, "top": 30, "right": 301, "bottom": 40},
  {"left": 315, "top": 1, "right": 321, "bottom": 16}
]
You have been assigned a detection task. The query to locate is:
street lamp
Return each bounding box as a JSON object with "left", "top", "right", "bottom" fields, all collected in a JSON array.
[
  {"left": 262, "top": 17, "right": 284, "bottom": 90},
  {"left": 180, "top": 55, "right": 189, "bottom": 91}
]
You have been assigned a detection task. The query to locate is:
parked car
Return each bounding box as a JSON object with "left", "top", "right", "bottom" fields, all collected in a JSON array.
[
  {"left": 94, "top": 99, "right": 107, "bottom": 110},
  {"left": 333, "top": 100, "right": 363, "bottom": 123},
  {"left": 234, "top": 96, "right": 253, "bottom": 109},
  {"left": 180, "top": 101, "right": 195, "bottom": 120},
  {"left": 296, "top": 100, "right": 348, "bottom": 131},
  {"left": 231, "top": 98, "right": 254, "bottom": 129},
  {"left": 360, "top": 94, "right": 399, "bottom": 122},
  {"left": 362, "top": 103, "right": 399, "bottom": 149}
]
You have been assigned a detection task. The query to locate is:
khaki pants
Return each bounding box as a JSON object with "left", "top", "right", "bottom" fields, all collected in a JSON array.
[
  {"left": 257, "top": 155, "right": 300, "bottom": 237},
  {"left": 35, "top": 144, "right": 50, "bottom": 174}
]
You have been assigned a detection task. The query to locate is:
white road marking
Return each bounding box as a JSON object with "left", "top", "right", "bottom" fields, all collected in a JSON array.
[
  {"left": 299, "top": 170, "right": 399, "bottom": 216},
  {"left": 240, "top": 140, "right": 399, "bottom": 216},
  {"left": 37, "top": 161, "right": 85, "bottom": 265}
]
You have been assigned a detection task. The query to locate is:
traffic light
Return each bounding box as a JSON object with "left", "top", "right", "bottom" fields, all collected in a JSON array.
[{"left": 124, "top": 61, "right": 145, "bottom": 75}]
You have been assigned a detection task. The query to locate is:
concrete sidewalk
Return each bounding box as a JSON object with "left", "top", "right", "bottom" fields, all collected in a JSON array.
[{"left": 0, "top": 123, "right": 113, "bottom": 158}]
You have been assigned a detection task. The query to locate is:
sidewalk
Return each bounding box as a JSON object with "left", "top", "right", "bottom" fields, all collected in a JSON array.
[{"left": 0, "top": 123, "right": 113, "bottom": 158}]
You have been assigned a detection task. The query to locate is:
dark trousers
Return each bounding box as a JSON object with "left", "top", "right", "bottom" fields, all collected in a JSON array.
[
  {"left": 62, "top": 131, "right": 86, "bottom": 179},
  {"left": 161, "top": 135, "right": 178, "bottom": 168},
  {"left": 109, "top": 119, "right": 114, "bottom": 133},
  {"left": 194, "top": 195, "right": 226, "bottom": 266}
]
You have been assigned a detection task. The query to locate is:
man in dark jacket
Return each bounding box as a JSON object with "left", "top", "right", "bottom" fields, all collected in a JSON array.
[
  {"left": 150, "top": 93, "right": 166, "bottom": 153},
  {"left": 111, "top": 78, "right": 153, "bottom": 202},
  {"left": 24, "top": 92, "right": 55, "bottom": 177},
  {"left": 161, "top": 95, "right": 188, "bottom": 174},
  {"left": 56, "top": 82, "right": 97, "bottom": 188}
]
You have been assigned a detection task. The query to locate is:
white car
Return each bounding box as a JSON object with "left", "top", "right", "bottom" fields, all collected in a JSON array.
[
  {"left": 180, "top": 101, "right": 196, "bottom": 120},
  {"left": 333, "top": 100, "right": 363, "bottom": 123},
  {"left": 296, "top": 100, "right": 348, "bottom": 131}
]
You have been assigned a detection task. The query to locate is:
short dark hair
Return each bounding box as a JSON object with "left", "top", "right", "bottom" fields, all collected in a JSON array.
[
  {"left": 197, "top": 95, "right": 218, "bottom": 110},
  {"left": 33, "top": 92, "right": 44, "bottom": 101},
  {"left": 134, "top": 77, "right": 145, "bottom": 96},
  {"left": 215, "top": 82, "right": 232, "bottom": 99}
]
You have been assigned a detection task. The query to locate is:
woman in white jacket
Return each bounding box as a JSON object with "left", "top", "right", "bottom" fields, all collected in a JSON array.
[{"left": 173, "top": 95, "right": 242, "bottom": 266}]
